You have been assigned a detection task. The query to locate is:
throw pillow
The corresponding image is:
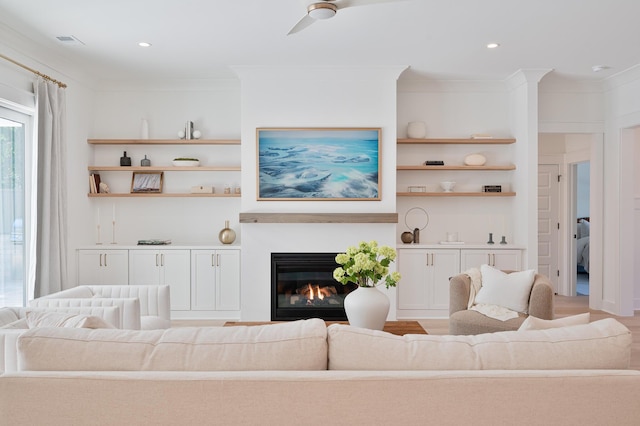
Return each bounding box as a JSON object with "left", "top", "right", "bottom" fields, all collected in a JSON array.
[
  {"left": 0, "top": 318, "right": 29, "bottom": 329},
  {"left": 25, "top": 311, "right": 114, "bottom": 329},
  {"left": 518, "top": 313, "right": 590, "bottom": 331},
  {"left": 475, "top": 265, "right": 536, "bottom": 313}
]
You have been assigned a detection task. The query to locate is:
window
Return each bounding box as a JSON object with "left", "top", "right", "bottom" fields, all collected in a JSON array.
[{"left": 0, "top": 106, "right": 32, "bottom": 307}]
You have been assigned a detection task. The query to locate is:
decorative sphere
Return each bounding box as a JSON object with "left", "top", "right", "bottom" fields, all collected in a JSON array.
[
  {"left": 192, "top": 130, "right": 202, "bottom": 139},
  {"left": 177, "top": 130, "right": 185, "bottom": 139},
  {"left": 401, "top": 232, "right": 414, "bottom": 244}
]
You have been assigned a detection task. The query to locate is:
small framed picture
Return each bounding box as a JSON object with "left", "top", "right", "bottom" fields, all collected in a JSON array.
[{"left": 131, "top": 172, "right": 163, "bottom": 193}]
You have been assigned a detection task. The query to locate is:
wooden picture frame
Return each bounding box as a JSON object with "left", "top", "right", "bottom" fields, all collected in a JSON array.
[
  {"left": 131, "top": 171, "right": 163, "bottom": 193},
  {"left": 256, "top": 127, "right": 381, "bottom": 201}
]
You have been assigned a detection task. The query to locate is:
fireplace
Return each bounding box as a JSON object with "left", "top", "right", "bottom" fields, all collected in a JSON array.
[{"left": 271, "top": 252, "right": 357, "bottom": 321}]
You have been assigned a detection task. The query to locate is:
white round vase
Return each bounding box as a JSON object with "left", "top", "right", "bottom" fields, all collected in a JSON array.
[{"left": 343, "top": 286, "right": 390, "bottom": 330}]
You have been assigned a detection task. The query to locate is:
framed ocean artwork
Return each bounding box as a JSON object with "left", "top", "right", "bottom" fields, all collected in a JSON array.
[{"left": 256, "top": 128, "right": 381, "bottom": 201}]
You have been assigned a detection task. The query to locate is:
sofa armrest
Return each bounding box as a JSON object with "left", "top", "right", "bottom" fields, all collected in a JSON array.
[
  {"left": 528, "top": 274, "right": 554, "bottom": 319},
  {"left": 449, "top": 274, "right": 471, "bottom": 315},
  {"left": 89, "top": 285, "right": 170, "bottom": 320},
  {"left": 37, "top": 286, "right": 94, "bottom": 299}
]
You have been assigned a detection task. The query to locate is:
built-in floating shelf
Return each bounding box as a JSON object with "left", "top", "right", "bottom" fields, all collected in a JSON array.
[
  {"left": 397, "top": 165, "right": 515, "bottom": 171},
  {"left": 397, "top": 192, "right": 516, "bottom": 197},
  {"left": 88, "top": 193, "right": 240, "bottom": 198},
  {"left": 397, "top": 138, "right": 516, "bottom": 144},
  {"left": 87, "top": 139, "right": 240, "bottom": 145},
  {"left": 239, "top": 213, "right": 398, "bottom": 224},
  {"left": 88, "top": 166, "right": 241, "bottom": 172}
]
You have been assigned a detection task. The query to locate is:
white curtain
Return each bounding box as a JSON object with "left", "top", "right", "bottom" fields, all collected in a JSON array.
[{"left": 33, "top": 78, "right": 67, "bottom": 297}]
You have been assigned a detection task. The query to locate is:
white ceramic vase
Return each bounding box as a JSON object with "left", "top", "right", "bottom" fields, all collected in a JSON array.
[
  {"left": 407, "top": 121, "right": 426, "bottom": 139},
  {"left": 343, "top": 286, "right": 390, "bottom": 330}
]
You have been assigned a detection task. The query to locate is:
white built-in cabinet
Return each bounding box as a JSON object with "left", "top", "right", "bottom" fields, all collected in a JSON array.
[
  {"left": 397, "top": 249, "right": 460, "bottom": 311},
  {"left": 76, "top": 246, "right": 240, "bottom": 319},
  {"left": 77, "top": 249, "right": 129, "bottom": 285},
  {"left": 128, "top": 249, "right": 191, "bottom": 310},
  {"left": 191, "top": 249, "right": 241, "bottom": 311},
  {"left": 459, "top": 249, "right": 521, "bottom": 271},
  {"left": 396, "top": 245, "right": 524, "bottom": 318}
]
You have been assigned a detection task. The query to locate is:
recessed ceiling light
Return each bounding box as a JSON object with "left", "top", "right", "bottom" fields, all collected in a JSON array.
[
  {"left": 487, "top": 43, "right": 500, "bottom": 49},
  {"left": 592, "top": 65, "right": 610, "bottom": 72},
  {"left": 138, "top": 42, "right": 152, "bottom": 47}
]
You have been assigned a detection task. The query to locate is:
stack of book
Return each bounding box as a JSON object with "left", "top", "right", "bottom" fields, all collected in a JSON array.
[{"left": 89, "top": 173, "right": 101, "bottom": 193}]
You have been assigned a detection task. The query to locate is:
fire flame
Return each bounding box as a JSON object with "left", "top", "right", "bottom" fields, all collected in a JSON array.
[{"left": 307, "top": 284, "right": 325, "bottom": 301}]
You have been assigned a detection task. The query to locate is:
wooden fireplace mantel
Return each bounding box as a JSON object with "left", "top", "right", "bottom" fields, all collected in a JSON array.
[{"left": 238, "top": 213, "right": 398, "bottom": 224}]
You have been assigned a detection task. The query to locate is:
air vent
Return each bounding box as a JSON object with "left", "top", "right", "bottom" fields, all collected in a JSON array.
[{"left": 55, "top": 35, "right": 84, "bottom": 45}]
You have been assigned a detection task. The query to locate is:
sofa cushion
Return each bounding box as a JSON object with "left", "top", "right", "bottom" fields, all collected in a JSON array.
[
  {"left": 327, "top": 318, "right": 631, "bottom": 370},
  {"left": 518, "top": 313, "right": 590, "bottom": 331},
  {"left": 18, "top": 318, "right": 328, "bottom": 371},
  {"left": 0, "top": 319, "right": 28, "bottom": 329},
  {"left": 25, "top": 311, "right": 114, "bottom": 329},
  {"left": 0, "top": 308, "right": 19, "bottom": 327},
  {"left": 475, "top": 265, "right": 536, "bottom": 313}
]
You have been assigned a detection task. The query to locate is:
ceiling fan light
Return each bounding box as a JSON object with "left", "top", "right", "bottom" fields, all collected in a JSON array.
[{"left": 308, "top": 3, "right": 337, "bottom": 20}]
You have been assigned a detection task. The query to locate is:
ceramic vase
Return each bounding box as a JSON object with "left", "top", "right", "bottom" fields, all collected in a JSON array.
[
  {"left": 407, "top": 121, "right": 426, "bottom": 139},
  {"left": 218, "top": 220, "right": 236, "bottom": 244},
  {"left": 343, "top": 286, "right": 390, "bottom": 330}
]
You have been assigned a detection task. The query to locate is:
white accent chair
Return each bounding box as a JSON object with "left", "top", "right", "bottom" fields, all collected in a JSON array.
[
  {"left": 0, "top": 306, "right": 121, "bottom": 373},
  {"left": 29, "top": 285, "right": 171, "bottom": 330}
]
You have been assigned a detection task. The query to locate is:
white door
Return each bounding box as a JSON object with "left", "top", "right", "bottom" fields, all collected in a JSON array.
[
  {"left": 428, "top": 249, "right": 460, "bottom": 310},
  {"left": 538, "top": 164, "right": 560, "bottom": 293}
]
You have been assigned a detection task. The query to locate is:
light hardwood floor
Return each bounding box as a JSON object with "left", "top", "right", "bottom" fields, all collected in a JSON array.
[{"left": 418, "top": 295, "right": 640, "bottom": 370}]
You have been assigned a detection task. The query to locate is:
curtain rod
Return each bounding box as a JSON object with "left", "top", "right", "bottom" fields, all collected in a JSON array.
[{"left": 0, "top": 53, "right": 67, "bottom": 88}]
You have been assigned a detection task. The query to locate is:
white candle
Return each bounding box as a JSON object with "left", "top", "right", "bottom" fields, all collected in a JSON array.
[
  {"left": 112, "top": 204, "right": 116, "bottom": 222},
  {"left": 97, "top": 207, "right": 100, "bottom": 225}
]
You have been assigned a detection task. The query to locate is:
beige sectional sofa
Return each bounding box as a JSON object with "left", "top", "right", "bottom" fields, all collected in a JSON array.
[{"left": 1, "top": 318, "right": 640, "bottom": 425}]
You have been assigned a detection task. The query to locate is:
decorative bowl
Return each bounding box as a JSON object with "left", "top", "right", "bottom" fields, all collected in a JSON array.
[
  {"left": 440, "top": 181, "right": 456, "bottom": 192},
  {"left": 172, "top": 159, "right": 199, "bottom": 167},
  {"left": 464, "top": 153, "right": 487, "bottom": 166}
]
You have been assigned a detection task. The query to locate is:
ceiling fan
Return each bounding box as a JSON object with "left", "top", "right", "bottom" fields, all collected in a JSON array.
[{"left": 288, "top": 0, "right": 405, "bottom": 35}]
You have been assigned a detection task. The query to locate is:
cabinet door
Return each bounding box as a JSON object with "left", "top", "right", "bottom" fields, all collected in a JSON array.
[
  {"left": 191, "top": 250, "right": 216, "bottom": 311},
  {"left": 460, "top": 249, "right": 522, "bottom": 271},
  {"left": 191, "top": 250, "right": 241, "bottom": 311},
  {"left": 428, "top": 249, "right": 461, "bottom": 310},
  {"left": 129, "top": 250, "right": 161, "bottom": 285},
  {"left": 158, "top": 250, "right": 191, "bottom": 311},
  {"left": 78, "top": 249, "right": 128, "bottom": 285},
  {"left": 397, "top": 250, "right": 430, "bottom": 310},
  {"left": 491, "top": 250, "right": 521, "bottom": 271},
  {"left": 216, "top": 250, "right": 240, "bottom": 311}
]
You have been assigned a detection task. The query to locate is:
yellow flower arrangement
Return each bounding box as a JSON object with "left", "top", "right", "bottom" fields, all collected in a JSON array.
[{"left": 333, "top": 240, "right": 401, "bottom": 289}]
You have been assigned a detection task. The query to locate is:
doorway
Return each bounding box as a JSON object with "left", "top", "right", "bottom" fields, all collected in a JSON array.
[{"left": 573, "top": 162, "right": 590, "bottom": 296}]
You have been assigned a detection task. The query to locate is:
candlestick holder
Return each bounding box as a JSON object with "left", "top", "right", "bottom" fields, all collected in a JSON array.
[
  {"left": 111, "top": 220, "right": 117, "bottom": 244},
  {"left": 96, "top": 224, "right": 102, "bottom": 245}
]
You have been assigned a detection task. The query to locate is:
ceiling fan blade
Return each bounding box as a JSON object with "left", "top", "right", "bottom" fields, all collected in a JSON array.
[
  {"left": 287, "top": 14, "right": 316, "bottom": 35},
  {"left": 338, "top": 0, "right": 408, "bottom": 10}
]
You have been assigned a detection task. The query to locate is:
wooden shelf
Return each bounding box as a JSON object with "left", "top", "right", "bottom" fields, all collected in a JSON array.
[
  {"left": 88, "top": 139, "right": 240, "bottom": 145},
  {"left": 397, "top": 192, "right": 516, "bottom": 197},
  {"left": 397, "top": 138, "right": 515, "bottom": 144},
  {"left": 88, "top": 193, "right": 241, "bottom": 198},
  {"left": 239, "top": 213, "right": 398, "bottom": 224},
  {"left": 88, "top": 166, "right": 241, "bottom": 172},
  {"left": 397, "top": 165, "right": 515, "bottom": 171}
]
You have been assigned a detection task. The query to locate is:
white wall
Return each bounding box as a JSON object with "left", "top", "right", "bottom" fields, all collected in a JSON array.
[
  {"left": 396, "top": 80, "right": 516, "bottom": 245},
  {"left": 86, "top": 80, "right": 242, "bottom": 246},
  {"left": 235, "top": 66, "right": 403, "bottom": 320}
]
